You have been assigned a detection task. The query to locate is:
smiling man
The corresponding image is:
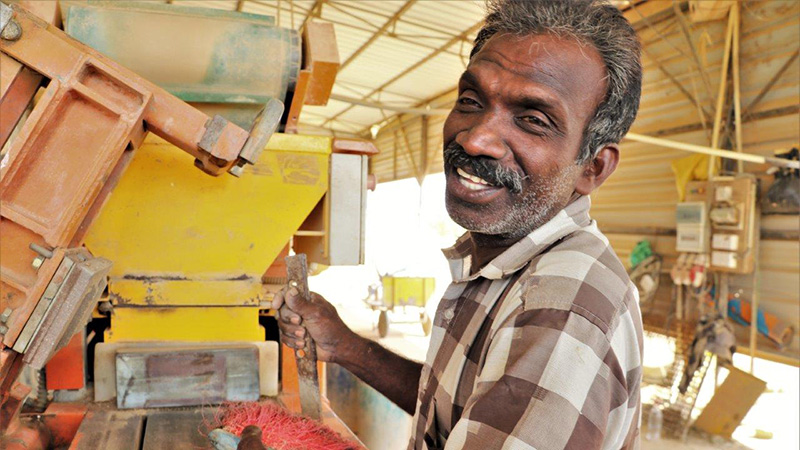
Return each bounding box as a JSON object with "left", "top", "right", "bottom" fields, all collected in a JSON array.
[{"left": 274, "top": 1, "right": 644, "bottom": 449}]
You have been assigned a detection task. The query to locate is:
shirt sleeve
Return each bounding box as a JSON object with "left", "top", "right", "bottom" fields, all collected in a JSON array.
[{"left": 443, "top": 305, "right": 635, "bottom": 450}]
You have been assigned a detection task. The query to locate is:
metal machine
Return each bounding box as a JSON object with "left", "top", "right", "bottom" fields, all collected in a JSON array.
[{"left": 0, "top": 2, "right": 374, "bottom": 448}]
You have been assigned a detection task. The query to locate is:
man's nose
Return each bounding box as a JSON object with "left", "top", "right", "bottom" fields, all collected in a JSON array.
[{"left": 454, "top": 115, "right": 509, "bottom": 160}]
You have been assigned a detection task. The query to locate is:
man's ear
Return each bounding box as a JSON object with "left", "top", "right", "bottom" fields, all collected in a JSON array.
[{"left": 574, "top": 143, "right": 619, "bottom": 195}]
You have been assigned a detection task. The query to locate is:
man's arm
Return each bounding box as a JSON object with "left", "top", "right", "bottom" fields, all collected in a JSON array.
[{"left": 273, "top": 288, "right": 422, "bottom": 415}]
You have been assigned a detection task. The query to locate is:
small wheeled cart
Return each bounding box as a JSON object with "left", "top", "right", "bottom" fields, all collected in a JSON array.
[{"left": 363, "top": 276, "right": 435, "bottom": 338}]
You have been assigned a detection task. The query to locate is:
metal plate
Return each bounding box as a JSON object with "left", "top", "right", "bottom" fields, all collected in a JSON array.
[
  {"left": 142, "top": 410, "right": 215, "bottom": 450},
  {"left": 115, "top": 346, "right": 259, "bottom": 409},
  {"left": 22, "top": 249, "right": 111, "bottom": 369},
  {"left": 70, "top": 409, "right": 144, "bottom": 450}
]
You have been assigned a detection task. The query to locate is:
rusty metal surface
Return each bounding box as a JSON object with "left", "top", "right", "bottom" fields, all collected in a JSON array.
[
  {"left": 141, "top": 410, "right": 215, "bottom": 450},
  {"left": 17, "top": 249, "right": 110, "bottom": 369},
  {"left": 283, "top": 69, "right": 310, "bottom": 134},
  {"left": 1, "top": 415, "right": 50, "bottom": 450},
  {"left": 0, "top": 54, "right": 41, "bottom": 149},
  {"left": 0, "top": 2, "right": 13, "bottom": 34},
  {"left": 13, "top": 1, "right": 62, "bottom": 28},
  {"left": 0, "top": 350, "right": 25, "bottom": 430},
  {"left": 0, "top": 1, "right": 263, "bottom": 431},
  {"left": 0, "top": 2, "right": 250, "bottom": 175},
  {"left": 0, "top": 0, "right": 269, "bottom": 381},
  {"left": 284, "top": 253, "right": 321, "bottom": 420},
  {"left": 69, "top": 409, "right": 144, "bottom": 450},
  {"left": 8, "top": 250, "right": 71, "bottom": 351},
  {"left": 301, "top": 22, "right": 339, "bottom": 106},
  {"left": 332, "top": 138, "right": 380, "bottom": 156},
  {"left": 39, "top": 403, "right": 87, "bottom": 448},
  {"left": 44, "top": 332, "right": 85, "bottom": 390},
  {"left": 197, "top": 114, "right": 230, "bottom": 155},
  {"left": 237, "top": 98, "right": 284, "bottom": 166}
]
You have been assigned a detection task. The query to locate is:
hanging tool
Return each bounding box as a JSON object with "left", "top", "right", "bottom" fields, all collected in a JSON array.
[{"left": 283, "top": 254, "right": 321, "bottom": 420}]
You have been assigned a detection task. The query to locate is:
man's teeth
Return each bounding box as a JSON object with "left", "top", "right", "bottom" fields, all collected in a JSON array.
[{"left": 456, "top": 167, "right": 492, "bottom": 190}]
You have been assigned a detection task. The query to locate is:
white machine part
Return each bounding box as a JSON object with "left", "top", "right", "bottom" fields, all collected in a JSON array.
[
  {"left": 676, "top": 202, "right": 708, "bottom": 253},
  {"left": 712, "top": 234, "right": 740, "bottom": 251},
  {"left": 711, "top": 250, "right": 738, "bottom": 269},
  {"left": 328, "top": 153, "right": 368, "bottom": 265},
  {"left": 710, "top": 204, "right": 741, "bottom": 227},
  {"left": 715, "top": 185, "right": 734, "bottom": 202},
  {"left": 680, "top": 176, "right": 758, "bottom": 274}
]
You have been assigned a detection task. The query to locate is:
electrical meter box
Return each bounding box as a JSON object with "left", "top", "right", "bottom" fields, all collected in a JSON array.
[
  {"left": 676, "top": 202, "right": 708, "bottom": 252},
  {"left": 684, "top": 176, "right": 758, "bottom": 274}
]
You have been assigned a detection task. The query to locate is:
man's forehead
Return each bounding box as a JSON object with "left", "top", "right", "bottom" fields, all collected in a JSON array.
[{"left": 466, "top": 33, "right": 606, "bottom": 102}]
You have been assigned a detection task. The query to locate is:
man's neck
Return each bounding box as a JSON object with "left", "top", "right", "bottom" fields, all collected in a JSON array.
[
  {"left": 470, "top": 231, "right": 526, "bottom": 250},
  {"left": 470, "top": 192, "right": 583, "bottom": 249}
]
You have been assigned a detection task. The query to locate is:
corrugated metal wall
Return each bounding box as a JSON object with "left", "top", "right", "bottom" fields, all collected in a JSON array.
[{"left": 369, "top": 1, "right": 800, "bottom": 363}]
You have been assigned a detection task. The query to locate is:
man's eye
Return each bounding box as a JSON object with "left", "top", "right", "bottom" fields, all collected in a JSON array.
[
  {"left": 457, "top": 97, "right": 481, "bottom": 108},
  {"left": 519, "top": 115, "right": 549, "bottom": 128}
]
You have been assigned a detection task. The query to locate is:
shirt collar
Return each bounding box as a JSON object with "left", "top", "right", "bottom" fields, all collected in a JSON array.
[{"left": 442, "top": 195, "right": 593, "bottom": 282}]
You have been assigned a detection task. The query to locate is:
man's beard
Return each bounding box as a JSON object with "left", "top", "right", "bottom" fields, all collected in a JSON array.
[{"left": 443, "top": 142, "right": 579, "bottom": 240}]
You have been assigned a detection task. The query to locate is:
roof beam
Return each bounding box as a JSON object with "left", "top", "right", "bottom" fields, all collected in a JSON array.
[
  {"left": 335, "top": 79, "right": 424, "bottom": 101},
  {"left": 329, "top": 0, "right": 465, "bottom": 41},
  {"left": 323, "top": 20, "right": 484, "bottom": 126},
  {"left": 743, "top": 49, "right": 799, "bottom": 119},
  {"left": 338, "top": 0, "right": 418, "bottom": 72},
  {"left": 640, "top": 46, "right": 710, "bottom": 124},
  {"left": 329, "top": 94, "right": 450, "bottom": 116},
  {"left": 300, "top": 0, "right": 326, "bottom": 30},
  {"left": 673, "top": 2, "right": 715, "bottom": 108},
  {"left": 301, "top": 110, "right": 368, "bottom": 127},
  {"left": 248, "top": 0, "right": 462, "bottom": 57},
  {"left": 323, "top": 1, "right": 381, "bottom": 32},
  {"left": 326, "top": 19, "right": 462, "bottom": 57}
]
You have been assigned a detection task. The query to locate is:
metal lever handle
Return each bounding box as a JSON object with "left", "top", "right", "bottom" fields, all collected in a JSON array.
[
  {"left": 229, "top": 98, "right": 285, "bottom": 177},
  {"left": 283, "top": 254, "right": 322, "bottom": 420}
]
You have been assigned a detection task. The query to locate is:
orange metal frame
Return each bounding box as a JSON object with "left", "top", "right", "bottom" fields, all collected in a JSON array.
[{"left": 0, "top": 2, "right": 278, "bottom": 442}]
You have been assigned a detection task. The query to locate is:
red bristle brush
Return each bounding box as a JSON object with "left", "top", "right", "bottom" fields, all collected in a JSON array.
[{"left": 209, "top": 401, "right": 359, "bottom": 450}]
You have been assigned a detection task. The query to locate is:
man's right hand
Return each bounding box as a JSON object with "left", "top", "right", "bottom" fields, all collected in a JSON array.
[
  {"left": 273, "top": 287, "right": 354, "bottom": 363},
  {"left": 274, "top": 287, "right": 423, "bottom": 415}
]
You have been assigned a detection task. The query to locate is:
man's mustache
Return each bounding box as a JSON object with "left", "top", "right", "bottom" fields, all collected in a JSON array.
[{"left": 443, "top": 142, "right": 526, "bottom": 194}]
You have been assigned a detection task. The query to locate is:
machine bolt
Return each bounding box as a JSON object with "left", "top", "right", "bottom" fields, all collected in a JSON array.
[
  {"left": 229, "top": 165, "right": 244, "bottom": 177},
  {"left": 0, "top": 325, "right": 8, "bottom": 335},
  {"left": 29, "top": 243, "right": 54, "bottom": 259},
  {"left": 31, "top": 255, "right": 45, "bottom": 270},
  {"left": 0, "top": 20, "right": 21, "bottom": 41},
  {"left": 0, "top": 307, "right": 12, "bottom": 323}
]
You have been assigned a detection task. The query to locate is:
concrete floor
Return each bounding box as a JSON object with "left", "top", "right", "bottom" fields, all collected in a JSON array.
[{"left": 311, "top": 268, "right": 798, "bottom": 450}]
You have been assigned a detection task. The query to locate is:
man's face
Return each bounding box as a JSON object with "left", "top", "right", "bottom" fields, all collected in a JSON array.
[{"left": 443, "top": 33, "right": 608, "bottom": 240}]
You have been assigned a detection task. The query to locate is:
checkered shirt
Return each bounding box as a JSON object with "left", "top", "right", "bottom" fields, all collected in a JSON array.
[{"left": 409, "top": 196, "right": 643, "bottom": 450}]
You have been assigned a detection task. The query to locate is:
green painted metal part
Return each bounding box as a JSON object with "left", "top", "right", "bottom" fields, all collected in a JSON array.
[{"left": 64, "top": 1, "right": 300, "bottom": 125}]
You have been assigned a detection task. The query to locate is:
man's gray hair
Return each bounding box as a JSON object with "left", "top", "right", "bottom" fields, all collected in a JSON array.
[{"left": 471, "top": 0, "right": 642, "bottom": 164}]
